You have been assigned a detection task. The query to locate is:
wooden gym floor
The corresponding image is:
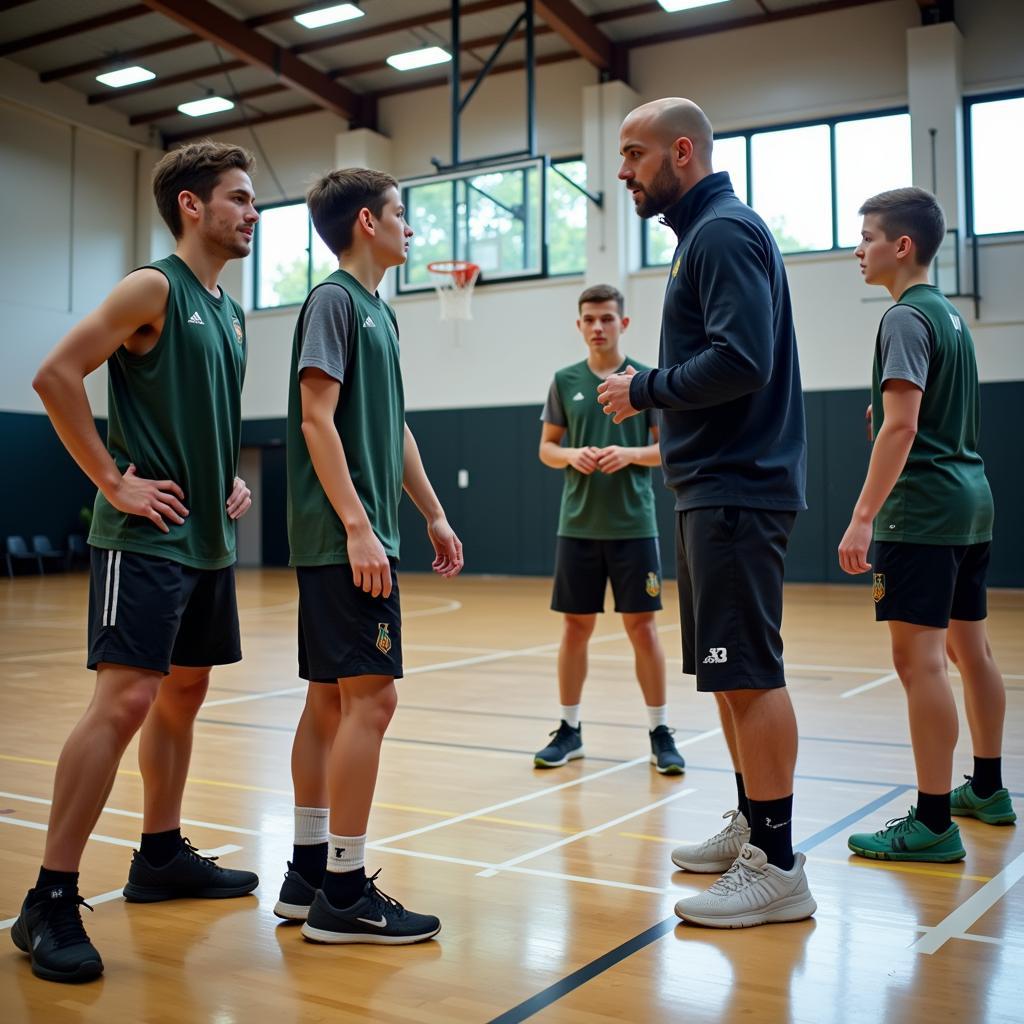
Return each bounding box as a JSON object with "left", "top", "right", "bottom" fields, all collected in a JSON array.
[{"left": 1, "top": 570, "right": 1022, "bottom": 1023}]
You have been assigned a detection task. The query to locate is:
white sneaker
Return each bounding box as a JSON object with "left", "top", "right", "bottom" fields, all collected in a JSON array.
[
  {"left": 671, "top": 809, "right": 750, "bottom": 873},
  {"left": 674, "top": 843, "right": 817, "bottom": 928}
]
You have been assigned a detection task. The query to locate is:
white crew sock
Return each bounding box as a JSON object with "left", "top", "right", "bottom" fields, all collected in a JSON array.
[
  {"left": 294, "top": 806, "right": 328, "bottom": 846},
  {"left": 326, "top": 833, "right": 367, "bottom": 874},
  {"left": 561, "top": 705, "right": 581, "bottom": 729},
  {"left": 646, "top": 704, "right": 669, "bottom": 731}
]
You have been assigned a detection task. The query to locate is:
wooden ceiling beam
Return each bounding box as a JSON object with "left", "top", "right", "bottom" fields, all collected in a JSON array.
[
  {"left": 0, "top": 5, "right": 150, "bottom": 59},
  {"left": 534, "top": 0, "right": 618, "bottom": 73},
  {"left": 89, "top": 58, "right": 246, "bottom": 105}
]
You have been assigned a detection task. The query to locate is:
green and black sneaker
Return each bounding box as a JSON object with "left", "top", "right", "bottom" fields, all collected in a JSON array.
[
  {"left": 950, "top": 776, "right": 1017, "bottom": 825},
  {"left": 848, "top": 807, "right": 966, "bottom": 863}
]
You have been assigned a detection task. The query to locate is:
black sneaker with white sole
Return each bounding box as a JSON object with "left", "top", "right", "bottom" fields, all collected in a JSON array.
[
  {"left": 273, "top": 864, "right": 318, "bottom": 921},
  {"left": 650, "top": 725, "right": 686, "bottom": 775},
  {"left": 301, "top": 870, "right": 440, "bottom": 945},
  {"left": 534, "top": 720, "right": 583, "bottom": 768},
  {"left": 11, "top": 887, "right": 103, "bottom": 983},
  {"left": 122, "top": 837, "right": 259, "bottom": 902}
]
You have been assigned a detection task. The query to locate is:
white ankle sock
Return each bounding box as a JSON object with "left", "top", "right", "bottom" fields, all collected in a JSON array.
[
  {"left": 294, "top": 806, "right": 328, "bottom": 846},
  {"left": 561, "top": 705, "right": 581, "bottom": 729},
  {"left": 326, "top": 833, "right": 366, "bottom": 874},
  {"left": 647, "top": 704, "right": 668, "bottom": 731}
]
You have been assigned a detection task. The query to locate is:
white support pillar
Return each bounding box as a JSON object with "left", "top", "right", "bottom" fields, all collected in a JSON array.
[
  {"left": 907, "top": 22, "right": 966, "bottom": 291},
  {"left": 583, "top": 79, "right": 640, "bottom": 291}
]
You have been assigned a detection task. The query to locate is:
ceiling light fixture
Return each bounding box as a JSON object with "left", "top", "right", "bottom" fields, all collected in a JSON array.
[
  {"left": 177, "top": 97, "right": 235, "bottom": 117},
  {"left": 95, "top": 66, "right": 156, "bottom": 88},
  {"left": 657, "top": 0, "right": 732, "bottom": 12},
  {"left": 294, "top": 4, "right": 364, "bottom": 30},
  {"left": 385, "top": 46, "right": 452, "bottom": 72}
]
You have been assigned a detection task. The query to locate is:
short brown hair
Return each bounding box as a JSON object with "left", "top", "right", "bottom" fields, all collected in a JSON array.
[
  {"left": 152, "top": 140, "right": 254, "bottom": 238},
  {"left": 578, "top": 283, "right": 624, "bottom": 315},
  {"left": 306, "top": 168, "right": 399, "bottom": 255},
  {"left": 859, "top": 187, "right": 946, "bottom": 267}
]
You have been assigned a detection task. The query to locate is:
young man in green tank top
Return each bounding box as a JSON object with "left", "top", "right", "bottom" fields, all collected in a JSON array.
[
  {"left": 13, "top": 142, "right": 261, "bottom": 984},
  {"left": 840, "top": 187, "right": 1015, "bottom": 863},
  {"left": 276, "top": 168, "right": 463, "bottom": 945},
  {"left": 535, "top": 284, "right": 685, "bottom": 775}
]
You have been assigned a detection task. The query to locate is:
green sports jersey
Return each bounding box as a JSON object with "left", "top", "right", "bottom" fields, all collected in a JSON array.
[
  {"left": 872, "top": 283, "right": 993, "bottom": 545},
  {"left": 543, "top": 357, "right": 658, "bottom": 539},
  {"left": 287, "top": 269, "right": 405, "bottom": 566},
  {"left": 88, "top": 254, "right": 245, "bottom": 570}
]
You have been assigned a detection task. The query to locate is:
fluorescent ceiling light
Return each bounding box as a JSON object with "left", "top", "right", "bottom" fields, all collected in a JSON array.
[
  {"left": 294, "top": 4, "right": 364, "bottom": 29},
  {"left": 177, "top": 96, "right": 235, "bottom": 118},
  {"left": 95, "top": 66, "right": 156, "bottom": 88},
  {"left": 386, "top": 46, "right": 451, "bottom": 72},
  {"left": 658, "top": 0, "right": 732, "bottom": 11}
]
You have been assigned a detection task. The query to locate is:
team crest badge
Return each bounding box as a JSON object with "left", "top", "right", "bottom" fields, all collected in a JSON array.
[
  {"left": 231, "top": 316, "right": 244, "bottom": 345},
  {"left": 645, "top": 572, "right": 661, "bottom": 598},
  {"left": 376, "top": 622, "right": 392, "bottom": 655},
  {"left": 872, "top": 573, "right": 885, "bottom": 604},
  {"left": 671, "top": 254, "right": 682, "bottom": 278}
]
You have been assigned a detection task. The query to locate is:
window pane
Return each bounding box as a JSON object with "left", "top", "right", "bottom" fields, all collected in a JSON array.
[
  {"left": 465, "top": 165, "right": 542, "bottom": 276},
  {"left": 835, "top": 113, "right": 912, "bottom": 248},
  {"left": 256, "top": 203, "right": 310, "bottom": 308},
  {"left": 404, "top": 181, "right": 454, "bottom": 287},
  {"left": 547, "top": 159, "right": 587, "bottom": 276},
  {"left": 713, "top": 135, "right": 747, "bottom": 203},
  {"left": 311, "top": 224, "right": 336, "bottom": 285},
  {"left": 751, "top": 124, "right": 832, "bottom": 252},
  {"left": 645, "top": 217, "right": 677, "bottom": 266},
  {"left": 971, "top": 96, "right": 1024, "bottom": 234}
]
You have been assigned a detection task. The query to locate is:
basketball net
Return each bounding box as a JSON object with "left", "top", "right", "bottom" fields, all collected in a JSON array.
[{"left": 427, "top": 260, "right": 480, "bottom": 321}]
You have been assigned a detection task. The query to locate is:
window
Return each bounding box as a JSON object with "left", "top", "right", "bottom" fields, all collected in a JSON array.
[
  {"left": 641, "top": 109, "right": 911, "bottom": 265},
  {"left": 254, "top": 201, "right": 335, "bottom": 309},
  {"left": 967, "top": 92, "right": 1024, "bottom": 235},
  {"left": 547, "top": 158, "right": 587, "bottom": 276}
]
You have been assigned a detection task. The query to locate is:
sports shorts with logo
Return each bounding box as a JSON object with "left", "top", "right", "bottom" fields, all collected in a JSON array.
[
  {"left": 551, "top": 536, "right": 663, "bottom": 615},
  {"left": 675, "top": 507, "right": 795, "bottom": 692},
  {"left": 87, "top": 547, "right": 241, "bottom": 675},
  {"left": 296, "top": 559, "right": 403, "bottom": 682},
  {"left": 872, "top": 541, "right": 989, "bottom": 628}
]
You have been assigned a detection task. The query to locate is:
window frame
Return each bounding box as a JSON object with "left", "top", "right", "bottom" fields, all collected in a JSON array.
[
  {"left": 964, "top": 87, "right": 1024, "bottom": 239},
  {"left": 545, "top": 154, "right": 588, "bottom": 279},
  {"left": 640, "top": 106, "right": 911, "bottom": 267},
  {"left": 252, "top": 197, "right": 325, "bottom": 312}
]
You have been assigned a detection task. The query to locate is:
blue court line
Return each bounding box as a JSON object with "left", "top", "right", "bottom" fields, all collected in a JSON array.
[{"left": 485, "top": 783, "right": 913, "bottom": 1024}]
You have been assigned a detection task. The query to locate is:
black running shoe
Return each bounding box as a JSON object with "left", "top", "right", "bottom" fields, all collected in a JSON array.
[
  {"left": 301, "top": 871, "right": 440, "bottom": 945},
  {"left": 534, "top": 720, "right": 584, "bottom": 768},
  {"left": 273, "top": 864, "right": 317, "bottom": 921},
  {"left": 650, "top": 725, "right": 686, "bottom": 775},
  {"left": 123, "top": 837, "right": 259, "bottom": 902},
  {"left": 11, "top": 887, "right": 103, "bottom": 983}
]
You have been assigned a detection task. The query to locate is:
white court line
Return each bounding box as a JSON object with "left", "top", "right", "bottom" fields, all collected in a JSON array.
[
  {"left": 0, "top": 791, "right": 264, "bottom": 837},
  {"left": 841, "top": 671, "right": 900, "bottom": 699},
  {"left": 477, "top": 788, "right": 697, "bottom": 878},
  {"left": 910, "top": 848, "right": 1024, "bottom": 955}
]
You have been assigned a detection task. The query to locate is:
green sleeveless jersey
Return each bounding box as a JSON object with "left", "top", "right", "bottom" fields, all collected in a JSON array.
[
  {"left": 872, "top": 284, "right": 993, "bottom": 545},
  {"left": 544, "top": 357, "right": 658, "bottom": 539},
  {"left": 287, "top": 270, "right": 405, "bottom": 566},
  {"left": 88, "top": 254, "right": 246, "bottom": 569}
]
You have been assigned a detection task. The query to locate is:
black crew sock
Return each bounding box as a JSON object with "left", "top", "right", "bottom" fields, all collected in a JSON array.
[
  {"left": 322, "top": 867, "right": 367, "bottom": 909},
  {"left": 971, "top": 757, "right": 1003, "bottom": 799},
  {"left": 139, "top": 827, "right": 183, "bottom": 868},
  {"left": 735, "top": 773, "right": 751, "bottom": 823},
  {"left": 747, "top": 795, "right": 795, "bottom": 871},
  {"left": 292, "top": 842, "right": 328, "bottom": 888},
  {"left": 31, "top": 867, "right": 79, "bottom": 903},
  {"left": 916, "top": 791, "right": 952, "bottom": 834}
]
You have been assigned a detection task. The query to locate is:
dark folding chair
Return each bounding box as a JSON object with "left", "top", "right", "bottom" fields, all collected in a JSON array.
[
  {"left": 32, "top": 535, "right": 65, "bottom": 573},
  {"left": 6, "top": 535, "right": 41, "bottom": 576},
  {"left": 66, "top": 533, "right": 88, "bottom": 570}
]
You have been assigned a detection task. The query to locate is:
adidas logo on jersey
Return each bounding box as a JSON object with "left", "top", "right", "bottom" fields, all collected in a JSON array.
[
  {"left": 949, "top": 313, "right": 962, "bottom": 332},
  {"left": 187, "top": 311, "right": 205, "bottom": 326},
  {"left": 363, "top": 315, "right": 376, "bottom": 328},
  {"left": 572, "top": 392, "right": 585, "bottom": 401}
]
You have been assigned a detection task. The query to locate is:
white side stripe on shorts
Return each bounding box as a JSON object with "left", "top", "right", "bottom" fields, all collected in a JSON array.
[{"left": 102, "top": 551, "right": 122, "bottom": 627}]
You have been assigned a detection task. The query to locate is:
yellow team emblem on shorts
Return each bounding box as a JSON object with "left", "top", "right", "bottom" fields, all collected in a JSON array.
[
  {"left": 671, "top": 254, "right": 682, "bottom": 278},
  {"left": 645, "top": 572, "right": 661, "bottom": 598},
  {"left": 376, "top": 622, "right": 392, "bottom": 655},
  {"left": 872, "top": 573, "right": 886, "bottom": 604}
]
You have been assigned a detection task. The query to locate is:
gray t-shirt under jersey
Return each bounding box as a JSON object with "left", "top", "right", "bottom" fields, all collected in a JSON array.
[
  {"left": 297, "top": 284, "right": 354, "bottom": 382},
  {"left": 878, "top": 304, "right": 932, "bottom": 389}
]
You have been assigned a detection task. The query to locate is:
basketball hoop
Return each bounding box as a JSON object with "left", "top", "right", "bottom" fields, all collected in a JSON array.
[{"left": 427, "top": 260, "right": 480, "bottom": 321}]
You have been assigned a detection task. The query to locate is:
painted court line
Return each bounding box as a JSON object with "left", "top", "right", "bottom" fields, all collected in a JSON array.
[
  {"left": 910, "top": 847, "right": 1024, "bottom": 955},
  {"left": 477, "top": 788, "right": 697, "bottom": 878},
  {"left": 841, "top": 671, "right": 901, "bottom": 699}
]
